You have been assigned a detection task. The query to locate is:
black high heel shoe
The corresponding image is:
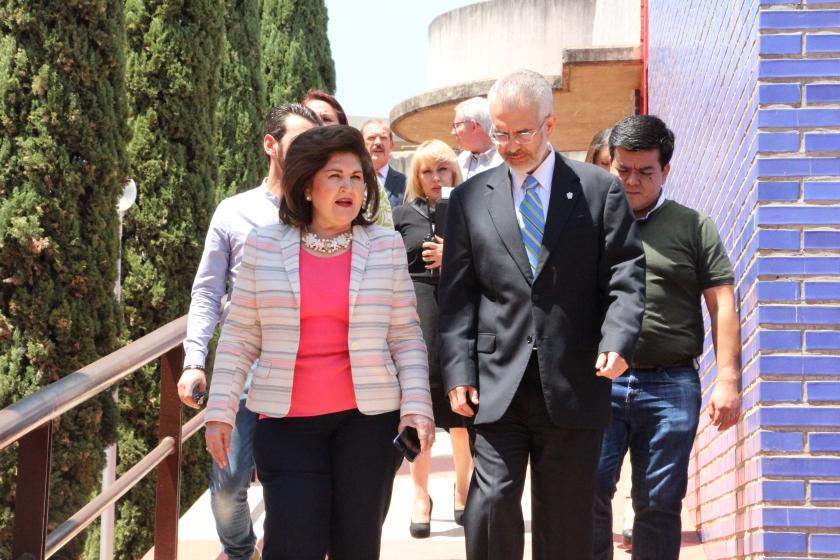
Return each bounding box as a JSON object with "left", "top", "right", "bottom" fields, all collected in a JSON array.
[
  {"left": 453, "top": 484, "right": 465, "bottom": 526},
  {"left": 622, "top": 528, "right": 633, "bottom": 550},
  {"left": 409, "top": 497, "right": 433, "bottom": 539},
  {"left": 454, "top": 508, "right": 465, "bottom": 526}
]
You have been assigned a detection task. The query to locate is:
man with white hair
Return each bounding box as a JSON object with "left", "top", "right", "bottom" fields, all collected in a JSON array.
[
  {"left": 452, "top": 97, "right": 504, "bottom": 179},
  {"left": 438, "top": 69, "right": 646, "bottom": 559}
]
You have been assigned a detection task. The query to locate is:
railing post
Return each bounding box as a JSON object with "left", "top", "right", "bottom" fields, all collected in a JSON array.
[
  {"left": 13, "top": 423, "right": 53, "bottom": 560},
  {"left": 154, "top": 345, "right": 184, "bottom": 559}
]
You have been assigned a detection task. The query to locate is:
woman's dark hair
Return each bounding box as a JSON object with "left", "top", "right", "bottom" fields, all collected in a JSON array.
[
  {"left": 301, "top": 90, "right": 348, "bottom": 125},
  {"left": 608, "top": 115, "right": 675, "bottom": 168},
  {"left": 280, "top": 126, "right": 380, "bottom": 228},
  {"left": 585, "top": 127, "right": 611, "bottom": 164}
]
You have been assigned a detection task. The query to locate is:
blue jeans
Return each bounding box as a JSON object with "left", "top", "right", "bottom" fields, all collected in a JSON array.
[
  {"left": 593, "top": 366, "right": 701, "bottom": 560},
  {"left": 210, "top": 396, "right": 258, "bottom": 559}
]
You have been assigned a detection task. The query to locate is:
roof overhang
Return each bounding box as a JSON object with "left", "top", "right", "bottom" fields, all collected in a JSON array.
[{"left": 390, "top": 46, "right": 643, "bottom": 152}]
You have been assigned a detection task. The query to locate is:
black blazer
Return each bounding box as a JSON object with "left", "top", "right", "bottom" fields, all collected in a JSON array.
[
  {"left": 438, "top": 153, "right": 645, "bottom": 429},
  {"left": 384, "top": 167, "right": 407, "bottom": 208},
  {"left": 393, "top": 199, "right": 438, "bottom": 280}
]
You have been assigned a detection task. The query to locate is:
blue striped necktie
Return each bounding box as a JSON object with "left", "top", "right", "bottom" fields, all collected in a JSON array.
[{"left": 519, "top": 175, "right": 544, "bottom": 274}]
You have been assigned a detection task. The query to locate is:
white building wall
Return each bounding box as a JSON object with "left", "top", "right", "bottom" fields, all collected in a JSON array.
[{"left": 427, "top": 0, "right": 640, "bottom": 89}]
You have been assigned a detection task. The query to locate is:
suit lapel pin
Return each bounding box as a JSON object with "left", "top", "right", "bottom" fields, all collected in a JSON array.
[{"left": 566, "top": 192, "right": 573, "bottom": 200}]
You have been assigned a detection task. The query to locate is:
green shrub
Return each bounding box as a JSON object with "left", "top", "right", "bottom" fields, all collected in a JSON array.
[
  {"left": 117, "top": 1, "right": 223, "bottom": 557},
  {"left": 216, "top": 0, "right": 266, "bottom": 201},
  {"left": 0, "top": 1, "right": 127, "bottom": 557},
  {"left": 262, "top": 0, "right": 336, "bottom": 106}
]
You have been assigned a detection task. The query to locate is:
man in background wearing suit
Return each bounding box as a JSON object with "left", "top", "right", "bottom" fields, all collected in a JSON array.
[
  {"left": 438, "top": 69, "right": 646, "bottom": 560},
  {"left": 362, "top": 118, "right": 406, "bottom": 208}
]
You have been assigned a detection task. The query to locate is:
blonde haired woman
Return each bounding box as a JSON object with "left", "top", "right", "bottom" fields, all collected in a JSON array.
[{"left": 393, "top": 140, "right": 473, "bottom": 538}]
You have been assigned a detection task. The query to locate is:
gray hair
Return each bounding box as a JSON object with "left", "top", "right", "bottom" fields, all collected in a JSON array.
[
  {"left": 360, "top": 118, "right": 393, "bottom": 140},
  {"left": 487, "top": 69, "right": 554, "bottom": 118},
  {"left": 454, "top": 97, "right": 492, "bottom": 133}
]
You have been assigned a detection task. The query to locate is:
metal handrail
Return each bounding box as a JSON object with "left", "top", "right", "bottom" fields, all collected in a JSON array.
[
  {"left": 0, "top": 315, "right": 187, "bottom": 450},
  {"left": 1, "top": 313, "right": 199, "bottom": 559},
  {"left": 46, "top": 437, "right": 177, "bottom": 556},
  {"left": 44, "top": 411, "right": 206, "bottom": 557}
]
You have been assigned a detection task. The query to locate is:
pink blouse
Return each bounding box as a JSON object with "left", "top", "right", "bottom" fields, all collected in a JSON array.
[{"left": 285, "top": 249, "right": 357, "bottom": 417}]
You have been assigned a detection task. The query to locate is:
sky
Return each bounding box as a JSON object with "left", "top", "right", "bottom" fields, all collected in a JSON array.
[{"left": 324, "top": 0, "right": 479, "bottom": 118}]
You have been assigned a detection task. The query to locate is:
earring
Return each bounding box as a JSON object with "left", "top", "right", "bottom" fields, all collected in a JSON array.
[{"left": 305, "top": 193, "right": 312, "bottom": 201}]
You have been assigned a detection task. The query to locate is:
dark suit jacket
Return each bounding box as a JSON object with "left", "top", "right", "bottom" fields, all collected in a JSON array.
[
  {"left": 438, "top": 153, "right": 645, "bottom": 429},
  {"left": 384, "top": 167, "right": 407, "bottom": 208}
]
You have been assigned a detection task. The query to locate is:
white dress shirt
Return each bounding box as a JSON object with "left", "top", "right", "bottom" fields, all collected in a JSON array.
[
  {"left": 377, "top": 164, "right": 391, "bottom": 184},
  {"left": 510, "top": 148, "right": 556, "bottom": 228},
  {"left": 637, "top": 190, "right": 667, "bottom": 221},
  {"left": 458, "top": 146, "right": 505, "bottom": 180}
]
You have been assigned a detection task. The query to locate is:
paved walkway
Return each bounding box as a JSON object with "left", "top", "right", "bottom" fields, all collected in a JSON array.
[{"left": 146, "top": 432, "right": 706, "bottom": 559}]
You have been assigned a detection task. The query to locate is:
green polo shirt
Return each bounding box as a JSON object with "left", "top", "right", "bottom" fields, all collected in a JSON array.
[{"left": 633, "top": 199, "right": 734, "bottom": 366}]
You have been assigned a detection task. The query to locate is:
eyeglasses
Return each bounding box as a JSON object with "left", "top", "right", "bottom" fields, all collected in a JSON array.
[
  {"left": 490, "top": 116, "right": 549, "bottom": 145},
  {"left": 451, "top": 119, "right": 473, "bottom": 130}
]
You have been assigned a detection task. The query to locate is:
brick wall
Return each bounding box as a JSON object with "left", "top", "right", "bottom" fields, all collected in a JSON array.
[{"left": 649, "top": 1, "right": 840, "bottom": 558}]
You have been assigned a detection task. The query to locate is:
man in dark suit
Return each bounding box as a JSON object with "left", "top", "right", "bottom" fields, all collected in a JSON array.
[
  {"left": 362, "top": 118, "right": 406, "bottom": 208},
  {"left": 438, "top": 69, "right": 646, "bottom": 560}
]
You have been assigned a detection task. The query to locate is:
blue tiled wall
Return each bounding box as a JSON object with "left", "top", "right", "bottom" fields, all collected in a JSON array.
[{"left": 649, "top": 0, "right": 840, "bottom": 557}]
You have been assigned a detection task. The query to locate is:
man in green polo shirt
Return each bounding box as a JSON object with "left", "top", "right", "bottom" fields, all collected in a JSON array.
[{"left": 592, "top": 115, "right": 741, "bottom": 560}]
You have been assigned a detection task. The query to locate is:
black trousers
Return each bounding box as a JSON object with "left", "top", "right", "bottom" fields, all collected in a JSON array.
[
  {"left": 465, "top": 354, "right": 603, "bottom": 560},
  {"left": 253, "top": 409, "right": 402, "bottom": 560}
]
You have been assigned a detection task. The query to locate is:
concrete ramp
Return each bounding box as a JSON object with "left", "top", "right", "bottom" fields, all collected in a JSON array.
[{"left": 145, "top": 430, "right": 706, "bottom": 559}]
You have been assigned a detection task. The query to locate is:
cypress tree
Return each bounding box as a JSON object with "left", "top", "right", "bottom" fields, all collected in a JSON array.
[
  {"left": 261, "top": 0, "right": 336, "bottom": 106},
  {"left": 116, "top": 1, "right": 223, "bottom": 557},
  {"left": 0, "top": 1, "right": 126, "bottom": 557},
  {"left": 216, "top": 0, "right": 266, "bottom": 201}
]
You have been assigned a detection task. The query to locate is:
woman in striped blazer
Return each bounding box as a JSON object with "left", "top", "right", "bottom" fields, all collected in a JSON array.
[{"left": 205, "top": 125, "right": 435, "bottom": 559}]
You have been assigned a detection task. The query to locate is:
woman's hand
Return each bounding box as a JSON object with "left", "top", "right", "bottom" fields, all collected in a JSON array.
[
  {"left": 399, "top": 414, "right": 436, "bottom": 453},
  {"left": 205, "top": 420, "right": 233, "bottom": 469},
  {"left": 421, "top": 236, "right": 444, "bottom": 270}
]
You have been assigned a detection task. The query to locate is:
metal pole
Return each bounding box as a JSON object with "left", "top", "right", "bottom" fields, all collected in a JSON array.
[
  {"left": 99, "top": 215, "right": 121, "bottom": 560},
  {"left": 154, "top": 346, "right": 185, "bottom": 559},
  {"left": 99, "top": 394, "right": 118, "bottom": 560},
  {"left": 101, "top": 197, "right": 130, "bottom": 560},
  {"left": 13, "top": 423, "right": 53, "bottom": 560}
]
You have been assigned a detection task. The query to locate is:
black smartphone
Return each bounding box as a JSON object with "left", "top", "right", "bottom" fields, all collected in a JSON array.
[
  {"left": 434, "top": 198, "right": 449, "bottom": 239},
  {"left": 191, "top": 387, "right": 207, "bottom": 407},
  {"left": 424, "top": 215, "right": 438, "bottom": 277},
  {"left": 393, "top": 426, "right": 421, "bottom": 462}
]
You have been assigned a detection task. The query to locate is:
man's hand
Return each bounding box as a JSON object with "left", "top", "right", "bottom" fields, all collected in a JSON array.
[
  {"left": 703, "top": 285, "right": 741, "bottom": 432},
  {"left": 448, "top": 385, "right": 479, "bottom": 417},
  {"left": 709, "top": 378, "right": 740, "bottom": 431},
  {"left": 177, "top": 368, "right": 207, "bottom": 409},
  {"left": 595, "top": 352, "right": 629, "bottom": 380},
  {"left": 205, "top": 420, "right": 232, "bottom": 468},
  {"left": 398, "top": 414, "right": 436, "bottom": 452}
]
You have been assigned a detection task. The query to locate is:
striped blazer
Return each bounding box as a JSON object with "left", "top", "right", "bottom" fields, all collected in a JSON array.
[{"left": 206, "top": 223, "right": 433, "bottom": 427}]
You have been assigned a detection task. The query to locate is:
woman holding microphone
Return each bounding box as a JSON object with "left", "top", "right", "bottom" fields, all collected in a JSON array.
[{"left": 205, "top": 125, "right": 434, "bottom": 559}]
